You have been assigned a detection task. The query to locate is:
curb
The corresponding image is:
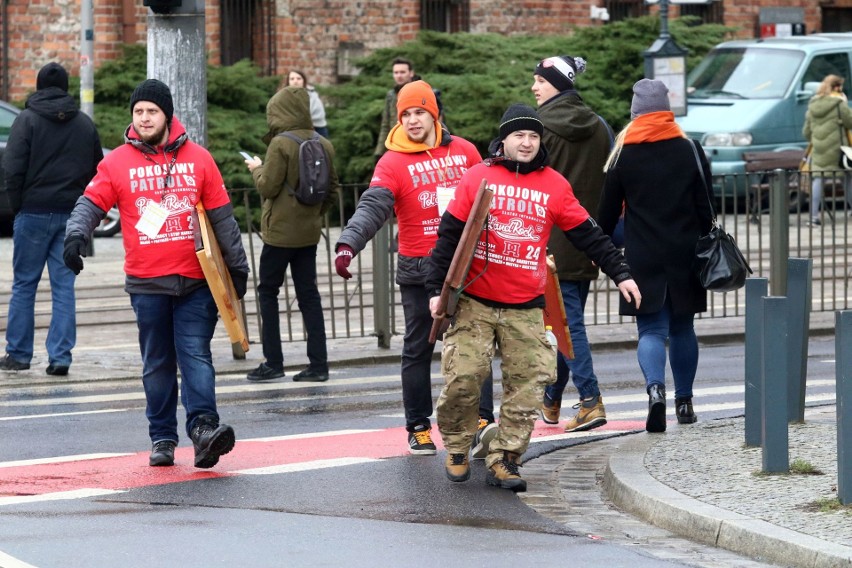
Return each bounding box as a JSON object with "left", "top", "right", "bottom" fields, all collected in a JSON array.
[{"left": 602, "top": 434, "right": 852, "bottom": 568}]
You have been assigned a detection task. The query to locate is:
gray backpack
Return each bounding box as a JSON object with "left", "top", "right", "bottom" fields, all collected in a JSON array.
[{"left": 277, "top": 132, "right": 330, "bottom": 206}]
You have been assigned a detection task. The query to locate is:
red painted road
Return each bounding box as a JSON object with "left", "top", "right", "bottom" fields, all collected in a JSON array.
[{"left": 0, "top": 421, "right": 644, "bottom": 498}]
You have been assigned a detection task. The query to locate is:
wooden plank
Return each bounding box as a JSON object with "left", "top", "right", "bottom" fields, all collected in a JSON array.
[
  {"left": 743, "top": 150, "right": 804, "bottom": 173},
  {"left": 542, "top": 255, "right": 574, "bottom": 359},
  {"left": 194, "top": 204, "right": 249, "bottom": 354}
]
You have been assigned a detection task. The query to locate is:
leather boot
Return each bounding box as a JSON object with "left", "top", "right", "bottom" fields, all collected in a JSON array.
[
  {"left": 646, "top": 384, "right": 666, "bottom": 433},
  {"left": 676, "top": 397, "right": 698, "bottom": 424}
]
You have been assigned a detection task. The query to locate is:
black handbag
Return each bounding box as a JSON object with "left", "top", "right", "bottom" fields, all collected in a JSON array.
[{"left": 690, "top": 141, "right": 753, "bottom": 292}]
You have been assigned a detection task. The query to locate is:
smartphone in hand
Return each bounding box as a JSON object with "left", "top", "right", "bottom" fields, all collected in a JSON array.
[{"left": 239, "top": 151, "right": 252, "bottom": 160}]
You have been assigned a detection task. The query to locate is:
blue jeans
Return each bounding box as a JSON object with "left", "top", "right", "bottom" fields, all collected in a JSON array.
[
  {"left": 130, "top": 287, "right": 220, "bottom": 443},
  {"left": 6, "top": 212, "right": 76, "bottom": 366},
  {"left": 635, "top": 295, "right": 698, "bottom": 400},
  {"left": 544, "top": 280, "right": 600, "bottom": 402},
  {"left": 257, "top": 243, "right": 327, "bottom": 372}
]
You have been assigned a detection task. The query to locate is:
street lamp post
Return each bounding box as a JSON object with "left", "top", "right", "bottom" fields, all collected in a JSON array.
[{"left": 643, "top": 0, "right": 689, "bottom": 116}]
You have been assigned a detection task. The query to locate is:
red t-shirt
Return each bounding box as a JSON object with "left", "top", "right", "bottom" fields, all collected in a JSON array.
[
  {"left": 371, "top": 137, "right": 481, "bottom": 256},
  {"left": 447, "top": 161, "right": 589, "bottom": 304},
  {"left": 84, "top": 120, "right": 231, "bottom": 279}
]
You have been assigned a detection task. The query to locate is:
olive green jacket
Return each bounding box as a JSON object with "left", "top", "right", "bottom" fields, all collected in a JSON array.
[
  {"left": 252, "top": 87, "right": 339, "bottom": 248},
  {"left": 803, "top": 94, "right": 852, "bottom": 175}
]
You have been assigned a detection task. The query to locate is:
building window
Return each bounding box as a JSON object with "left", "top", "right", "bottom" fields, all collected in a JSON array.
[
  {"left": 605, "top": 0, "right": 647, "bottom": 22},
  {"left": 421, "top": 0, "right": 470, "bottom": 33},
  {"left": 220, "top": 0, "right": 276, "bottom": 75},
  {"left": 680, "top": 1, "right": 723, "bottom": 25}
]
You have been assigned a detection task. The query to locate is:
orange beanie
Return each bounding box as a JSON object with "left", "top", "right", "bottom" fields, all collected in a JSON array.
[{"left": 396, "top": 80, "right": 439, "bottom": 123}]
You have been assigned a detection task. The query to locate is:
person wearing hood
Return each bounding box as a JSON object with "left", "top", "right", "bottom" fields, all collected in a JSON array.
[
  {"left": 64, "top": 79, "right": 249, "bottom": 470},
  {"left": 426, "top": 103, "right": 640, "bottom": 492},
  {"left": 803, "top": 74, "right": 852, "bottom": 226},
  {"left": 0, "top": 62, "right": 103, "bottom": 375},
  {"left": 243, "top": 86, "right": 339, "bottom": 383},
  {"left": 286, "top": 70, "right": 329, "bottom": 138},
  {"left": 335, "top": 80, "right": 482, "bottom": 456},
  {"left": 598, "top": 79, "right": 714, "bottom": 433},
  {"left": 531, "top": 55, "right": 614, "bottom": 433}
]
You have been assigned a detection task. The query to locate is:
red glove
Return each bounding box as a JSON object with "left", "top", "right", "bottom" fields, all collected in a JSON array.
[{"left": 335, "top": 244, "right": 354, "bottom": 280}]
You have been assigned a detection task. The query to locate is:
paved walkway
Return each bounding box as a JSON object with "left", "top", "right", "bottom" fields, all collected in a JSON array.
[{"left": 1, "top": 238, "right": 851, "bottom": 567}]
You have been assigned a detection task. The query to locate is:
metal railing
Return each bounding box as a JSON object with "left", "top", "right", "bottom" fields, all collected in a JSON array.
[{"left": 233, "top": 169, "right": 852, "bottom": 347}]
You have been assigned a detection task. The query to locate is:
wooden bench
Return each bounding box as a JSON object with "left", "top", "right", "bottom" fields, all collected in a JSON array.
[{"left": 743, "top": 149, "right": 810, "bottom": 222}]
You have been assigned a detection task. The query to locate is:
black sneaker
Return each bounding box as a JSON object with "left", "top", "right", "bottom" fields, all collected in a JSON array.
[
  {"left": 292, "top": 368, "right": 329, "bottom": 382},
  {"left": 190, "top": 416, "right": 235, "bottom": 469},
  {"left": 0, "top": 354, "right": 29, "bottom": 371},
  {"left": 407, "top": 424, "right": 437, "bottom": 455},
  {"left": 46, "top": 364, "right": 69, "bottom": 376},
  {"left": 149, "top": 440, "right": 176, "bottom": 467},
  {"left": 471, "top": 418, "right": 498, "bottom": 460},
  {"left": 247, "top": 363, "right": 285, "bottom": 382}
]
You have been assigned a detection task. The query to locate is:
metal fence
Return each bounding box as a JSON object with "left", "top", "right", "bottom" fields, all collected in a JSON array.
[{"left": 233, "top": 169, "right": 852, "bottom": 346}]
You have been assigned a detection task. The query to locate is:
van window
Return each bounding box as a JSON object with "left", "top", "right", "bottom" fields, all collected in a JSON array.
[
  {"left": 801, "top": 53, "right": 852, "bottom": 98},
  {"left": 688, "top": 48, "right": 804, "bottom": 100}
]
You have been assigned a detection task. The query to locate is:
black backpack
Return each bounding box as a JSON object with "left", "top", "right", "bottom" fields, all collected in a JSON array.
[{"left": 277, "top": 132, "right": 331, "bottom": 206}]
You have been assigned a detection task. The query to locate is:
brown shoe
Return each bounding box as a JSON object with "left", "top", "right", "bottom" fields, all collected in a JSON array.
[
  {"left": 486, "top": 451, "right": 526, "bottom": 492},
  {"left": 445, "top": 453, "right": 470, "bottom": 482},
  {"left": 563, "top": 396, "right": 607, "bottom": 432},
  {"left": 539, "top": 393, "right": 561, "bottom": 424}
]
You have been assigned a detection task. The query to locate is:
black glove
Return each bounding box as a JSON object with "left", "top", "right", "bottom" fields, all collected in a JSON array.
[
  {"left": 63, "top": 235, "right": 87, "bottom": 275},
  {"left": 230, "top": 270, "right": 248, "bottom": 300}
]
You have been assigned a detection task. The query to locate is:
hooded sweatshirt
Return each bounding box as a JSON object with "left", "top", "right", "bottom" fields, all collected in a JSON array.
[
  {"left": 253, "top": 87, "right": 339, "bottom": 248},
  {"left": 3, "top": 87, "right": 103, "bottom": 214},
  {"left": 539, "top": 91, "right": 612, "bottom": 281}
]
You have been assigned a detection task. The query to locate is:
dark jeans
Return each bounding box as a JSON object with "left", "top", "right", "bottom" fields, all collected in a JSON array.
[
  {"left": 399, "top": 284, "right": 494, "bottom": 431},
  {"left": 635, "top": 295, "right": 698, "bottom": 400},
  {"left": 130, "top": 287, "right": 219, "bottom": 443},
  {"left": 258, "top": 243, "right": 327, "bottom": 372}
]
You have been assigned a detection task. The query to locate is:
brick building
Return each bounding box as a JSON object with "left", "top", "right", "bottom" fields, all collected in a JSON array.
[{"left": 0, "top": 0, "right": 849, "bottom": 102}]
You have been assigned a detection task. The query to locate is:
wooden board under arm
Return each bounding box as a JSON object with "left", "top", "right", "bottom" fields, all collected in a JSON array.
[{"left": 542, "top": 255, "right": 574, "bottom": 359}]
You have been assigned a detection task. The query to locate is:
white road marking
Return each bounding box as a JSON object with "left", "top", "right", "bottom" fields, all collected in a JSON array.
[
  {"left": 243, "top": 429, "right": 381, "bottom": 442},
  {"left": 0, "top": 549, "right": 40, "bottom": 568},
  {"left": 233, "top": 457, "right": 380, "bottom": 475},
  {"left": 0, "top": 409, "right": 127, "bottom": 421},
  {"left": 0, "top": 453, "right": 132, "bottom": 469},
  {"left": 0, "top": 488, "right": 125, "bottom": 507}
]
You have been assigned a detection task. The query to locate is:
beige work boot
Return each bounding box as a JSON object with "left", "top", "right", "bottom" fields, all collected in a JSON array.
[
  {"left": 445, "top": 453, "right": 470, "bottom": 482},
  {"left": 486, "top": 451, "right": 526, "bottom": 492},
  {"left": 539, "top": 393, "right": 561, "bottom": 424},
  {"left": 563, "top": 395, "right": 607, "bottom": 433}
]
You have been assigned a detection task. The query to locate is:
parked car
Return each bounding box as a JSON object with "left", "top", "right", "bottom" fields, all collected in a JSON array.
[
  {"left": 0, "top": 99, "right": 119, "bottom": 236},
  {"left": 676, "top": 32, "right": 852, "bottom": 199}
]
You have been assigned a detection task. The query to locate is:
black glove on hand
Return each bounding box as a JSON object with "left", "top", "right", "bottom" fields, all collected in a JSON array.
[
  {"left": 230, "top": 270, "right": 248, "bottom": 300},
  {"left": 63, "top": 235, "right": 87, "bottom": 275}
]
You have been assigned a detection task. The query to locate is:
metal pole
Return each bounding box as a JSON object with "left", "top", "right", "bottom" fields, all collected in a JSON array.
[
  {"left": 146, "top": 0, "right": 207, "bottom": 145},
  {"left": 372, "top": 224, "right": 392, "bottom": 349},
  {"left": 744, "top": 277, "right": 768, "bottom": 447},
  {"left": 762, "top": 296, "right": 789, "bottom": 473},
  {"left": 837, "top": 311, "right": 852, "bottom": 504},
  {"left": 786, "top": 258, "right": 812, "bottom": 423},
  {"left": 769, "top": 169, "right": 789, "bottom": 296},
  {"left": 659, "top": 0, "right": 670, "bottom": 39},
  {"left": 80, "top": 0, "right": 94, "bottom": 119}
]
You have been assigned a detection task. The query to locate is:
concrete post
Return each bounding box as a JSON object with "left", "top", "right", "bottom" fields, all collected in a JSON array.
[
  {"left": 836, "top": 311, "right": 852, "bottom": 504},
  {"left": 744, "top": 277, "right": 768, "bottom": 447},
  {"left": 80, "top": 0, "right": 96, "bottom": 257},
  {"left": 786, "top": 258, "right": 812, "bottom": 423},
  {"left": 762, "top": 296, "right": 789, "bottom": 473},
  {"left": 372, "top": 224, "right": 392, "bottom": 349},
  {"left": 769, "top": 170, "right": 789, "bottom": 296},
  {"left": 146, "top": 0, "right": 207, "bottom": 145}
]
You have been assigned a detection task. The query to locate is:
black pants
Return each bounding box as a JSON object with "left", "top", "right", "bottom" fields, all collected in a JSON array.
[
  {"left": 399, "top": 284, "right": 494, "bottom": 431},
  {"left": 257, "top": 243, "right": 327, "bottom": 372}
]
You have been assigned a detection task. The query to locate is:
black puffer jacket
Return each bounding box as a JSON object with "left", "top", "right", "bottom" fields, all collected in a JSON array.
[{"left": 3, "top": 87, "right": 103, "bottom": 214}]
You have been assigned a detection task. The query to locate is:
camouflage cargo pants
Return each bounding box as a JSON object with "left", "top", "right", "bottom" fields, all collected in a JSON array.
[{"left": 436, "top": 295, "right": 555, "bottom": 468}]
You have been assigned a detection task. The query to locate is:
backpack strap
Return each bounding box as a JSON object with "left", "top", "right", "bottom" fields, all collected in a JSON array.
[
  {"left": 596, "top": 114, "right": 615, "bottom": 150},
  {"left": 277, "top": 132, "right": 305, "bottom": 144}
]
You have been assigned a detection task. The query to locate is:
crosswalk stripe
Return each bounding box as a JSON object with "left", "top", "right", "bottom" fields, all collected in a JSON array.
[
  {"left": 0, "top": 488, "right": 125, "bottom": 507},
  {"left": 0, "top": 453, "right": 133, "bottom": 468},
  {"left": 0, "top": 549, "right": 40, "bottom": 568},
  {"left": 244, "top": 429, "right": 381, "bottom": 442},
  {"left": 0, "top": 409, "right": 128, "bottom": 421},
  {"left": 234, "top": 457, "right": 380, "bottom": 475}
]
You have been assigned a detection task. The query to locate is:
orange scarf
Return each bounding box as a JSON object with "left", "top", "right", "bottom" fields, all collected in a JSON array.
[
  {"left": 623, "top": 111, "right": 685, "bottom": 144},
  {"left": 384, "top": 122, "right": 444, "bottom": 154}
]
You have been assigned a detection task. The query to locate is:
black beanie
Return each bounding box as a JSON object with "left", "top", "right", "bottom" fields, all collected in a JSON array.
[
  {"left": 36, "top": 62, "right": 69, "bottom": 92},
  {"left": 534, "top": 55, "right": 587, "bottom": 92},
  {"left": 499, "top": 103, "right": 544, "bottom": 140},
  {"left": 130, "top": 79, "right": 174, "bottom": 122}
]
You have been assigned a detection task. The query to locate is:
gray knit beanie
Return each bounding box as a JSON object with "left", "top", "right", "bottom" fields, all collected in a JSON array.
[{"left": 630, "top": 78, "right": 670, "bottom": 119}]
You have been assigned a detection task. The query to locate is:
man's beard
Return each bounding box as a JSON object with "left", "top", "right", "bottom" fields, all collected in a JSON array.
[{"left": 135, "top": 123, "right": 168, "bottom": 146}]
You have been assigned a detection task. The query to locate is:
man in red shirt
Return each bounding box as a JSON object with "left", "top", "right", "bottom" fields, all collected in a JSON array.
[
  {"left": 64, "top": 79, "right": 249, "bottom": 470},
  {"left": 334, "top": 80, "right": 487, "bottom": 455},
  {"left": 427, "top": 104, "right": 640, "bottom": 491}
]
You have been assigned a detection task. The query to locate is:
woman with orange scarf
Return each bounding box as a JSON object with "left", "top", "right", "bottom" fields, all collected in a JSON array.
[{"left": 597, "top": 79, "right": 715, "bottom": 433}]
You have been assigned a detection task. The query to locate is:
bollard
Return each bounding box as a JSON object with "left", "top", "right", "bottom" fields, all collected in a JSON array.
[
  {"left": 768, "top": 169, "right": 789, "bottom": 296},
  {"left": 762, "top": 296, "right": 789, "bottom": 473},
  {"left": 372, "top": 223, "right": 392, "bottom": 349},
  {"left": 744, "top": 278, "right": 768, "bottom": 447},
  {"left": 837, "top": 311, "right": 852, "bottom": 504},
  {"left": 745, "top": 278, "right": 768, "bottom": 446},
  {"left": 786, "top": 258, "right": 812, "bottom": 423}
]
